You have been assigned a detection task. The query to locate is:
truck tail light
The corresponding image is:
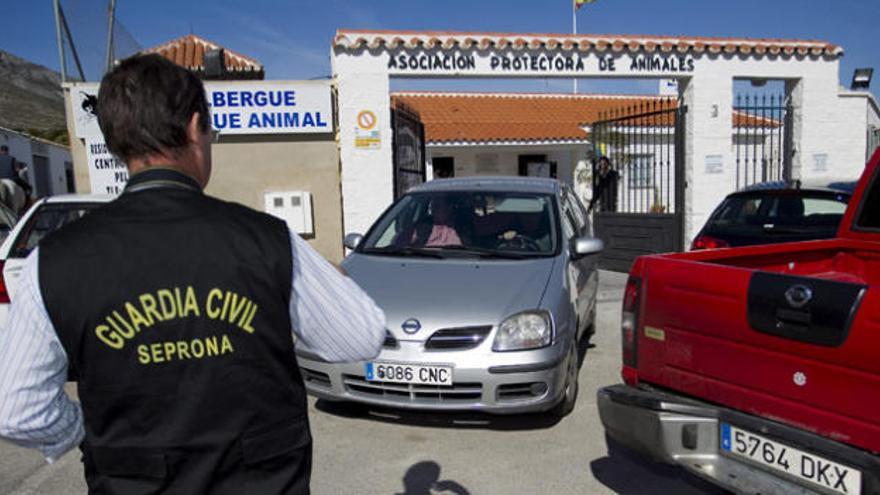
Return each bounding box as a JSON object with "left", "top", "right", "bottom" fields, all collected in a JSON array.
[
  {"left": 0, "top": 261, "right": 9, "bottom": 304},
  {"left": 691, "top": 235, "right": 730, "bottom": 250},
  {"left": 621, "top": 276, "right": 641, "bottom": 369}
]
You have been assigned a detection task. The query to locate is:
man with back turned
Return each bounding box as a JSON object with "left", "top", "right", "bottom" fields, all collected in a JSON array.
[{"left": 0, "top": 54, "right": 386, "bottom": 494}]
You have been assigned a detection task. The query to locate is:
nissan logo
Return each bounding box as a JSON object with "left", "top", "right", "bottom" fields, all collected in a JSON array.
[
  {"left": 401, "top": 318, "right": 422, "bottom": 334},
  {"left": 784, "top": 284, "right": 813, "bottom": 309}
]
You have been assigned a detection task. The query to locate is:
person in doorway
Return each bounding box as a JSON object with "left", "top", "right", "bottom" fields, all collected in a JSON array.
[
  {"left": 0, "top": 145, "right": 17, "bottom": 180},
  {"left": 13, "top": 160, "right": 33, "bottom": 198},
  {"left": 0, "top": 54, "right": 386, "bottom": 494},
  {"left": 433, "top": 163, "right": 454, "bottom": 179},
  {"left": 588, "top": 156, "right": 620, "bottom": 213}
]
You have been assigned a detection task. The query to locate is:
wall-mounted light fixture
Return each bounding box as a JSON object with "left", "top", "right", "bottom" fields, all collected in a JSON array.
[{"left": 851, "top": 68, "right": 873, "bottom": 90}]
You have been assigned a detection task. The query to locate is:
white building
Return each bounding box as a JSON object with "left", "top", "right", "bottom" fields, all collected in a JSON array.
[
  {"left": 333, "top": 30, "right": 880, "bottom": 269},
  {"left": 0, "top": 126, "right": 74, "bottom": 197}
]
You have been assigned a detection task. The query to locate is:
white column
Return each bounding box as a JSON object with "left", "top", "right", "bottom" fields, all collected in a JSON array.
[
  {"left": 335, "top": 51, "right": 395, "bottom": 236},
  {"left": 681, "top": 73, "right": 735, "bottom": 247}
]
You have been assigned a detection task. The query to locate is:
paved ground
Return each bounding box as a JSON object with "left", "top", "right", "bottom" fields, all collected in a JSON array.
[{"left": 1, "top": 271, "right": 723, "bottom": 494}]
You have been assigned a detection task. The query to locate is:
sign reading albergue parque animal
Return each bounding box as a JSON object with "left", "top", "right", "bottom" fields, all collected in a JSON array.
[
  {"left": 73, "top": 80, "right": 334, "bottom": 139},
  {"left": 207, "top": 81, "right": 332, "bottom": 135},
  {"left": 385, "top": 48, "right": 696, "bottom": 77},
  {"left": 72, "top": 80, "right": 333, "bottom": 194}
]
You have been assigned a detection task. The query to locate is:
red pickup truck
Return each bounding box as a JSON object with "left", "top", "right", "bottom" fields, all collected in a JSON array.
[{"left": 598, "top": 149, "right": 880, "bottom": 495}]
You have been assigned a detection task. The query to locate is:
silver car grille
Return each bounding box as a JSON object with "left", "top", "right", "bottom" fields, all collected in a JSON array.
[
  {"left": 424, "top": 326, "right": 493, "bottom": 351},
  {"left": 342, "top": 374, "right": 482, "bottom": 403}
]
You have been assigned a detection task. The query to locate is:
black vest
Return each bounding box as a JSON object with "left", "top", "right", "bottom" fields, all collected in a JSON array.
[{"left": 39, "top": 169, "right": 311, "bottom": 494}]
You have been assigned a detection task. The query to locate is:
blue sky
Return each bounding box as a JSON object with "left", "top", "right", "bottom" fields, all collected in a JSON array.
[{"left": 3, "top": 0, "right": 878, "bottom": 99}]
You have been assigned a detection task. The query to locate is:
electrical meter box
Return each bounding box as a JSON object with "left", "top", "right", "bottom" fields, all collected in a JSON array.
[{"left": 264, "top": 191, "right": 314, "bottom": 235}]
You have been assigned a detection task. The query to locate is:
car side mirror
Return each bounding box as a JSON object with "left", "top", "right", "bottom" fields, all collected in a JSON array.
[
  {"left": 344, "top": 233, "right": 364, "bottom": 250},
  {"left": 570, "top": 236, "right": 604, "bottom": 258}
]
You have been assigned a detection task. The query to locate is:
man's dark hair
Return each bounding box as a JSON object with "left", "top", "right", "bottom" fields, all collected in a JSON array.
[
  {"left": 0, "top": 145, "right": 8, "bottom": 153},
  {"left": 97, "top": 54, "right": 210, "bottom": 162}
]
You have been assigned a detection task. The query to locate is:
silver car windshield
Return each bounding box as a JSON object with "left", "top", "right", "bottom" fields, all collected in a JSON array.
[{"left": 361, "top": 191, "right": 558, "bottom": 258}]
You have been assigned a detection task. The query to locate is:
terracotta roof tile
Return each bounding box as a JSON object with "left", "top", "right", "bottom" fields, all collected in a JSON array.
[
  {"left": 335, "top": 30, "right": 843, "bottom": 57},
  {"left": 391, "top": 92, "right": 779, "bottom": 144},
  {"left": 391, "top": 92, "right": 674, "bottom": 144},
  {"left": 140, "top": 34, "right": 263, "bottom": 74},
  {"left": 733, "top": 110, "right": 782, "bottom": 128}
]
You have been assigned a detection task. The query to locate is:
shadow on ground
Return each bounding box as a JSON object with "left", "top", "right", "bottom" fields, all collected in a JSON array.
[
  {"left": 394, "top": 460, "right": 470, "bottom": 495},
  {"left": 316, "top": 332, "right": 597, "bottom": 432},
  {"left": 590, "top": 437, "right": 731, "bottom": 495}
]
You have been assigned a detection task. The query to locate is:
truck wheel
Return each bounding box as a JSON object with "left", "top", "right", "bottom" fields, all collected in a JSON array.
[{"left": 551, "top": 342, "right": 579, "bottom": 418}]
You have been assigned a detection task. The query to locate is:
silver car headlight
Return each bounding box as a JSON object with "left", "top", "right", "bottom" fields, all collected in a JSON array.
[{"left": 492, "top": 311, "right": 553, "bottom": 351}]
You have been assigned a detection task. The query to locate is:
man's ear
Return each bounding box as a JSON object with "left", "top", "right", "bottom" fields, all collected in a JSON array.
[{"left": 187, "top": 112, "right": 203, "bottom": 144}]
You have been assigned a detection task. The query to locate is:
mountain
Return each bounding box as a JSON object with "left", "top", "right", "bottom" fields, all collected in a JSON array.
[{"left": 0, "top": 50, "right": 67, "bottom": 142}]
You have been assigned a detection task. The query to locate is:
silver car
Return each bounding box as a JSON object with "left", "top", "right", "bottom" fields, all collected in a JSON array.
[{"left": 297, "top": 177, "right": 602, "bottom": 416}]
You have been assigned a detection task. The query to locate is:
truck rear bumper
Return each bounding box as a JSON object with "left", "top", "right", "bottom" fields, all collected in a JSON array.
[{"left": 598, "top": 384, "right": 880, "bottom": 495}]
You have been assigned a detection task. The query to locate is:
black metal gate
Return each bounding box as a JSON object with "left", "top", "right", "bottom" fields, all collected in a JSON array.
[
  {"left": 589, "top": 98, "right": 686, "bottom": 272},
  {"left": 391, "top": 102, "right": 426, "bottom": 199},
  {"left": 733, "top": 94, "right": 793, "bottom": 188}
]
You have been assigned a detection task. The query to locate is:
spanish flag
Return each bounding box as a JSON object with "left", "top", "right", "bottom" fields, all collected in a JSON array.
[{"left": 575, "top": 0, "right": 596, "bottom": 9}]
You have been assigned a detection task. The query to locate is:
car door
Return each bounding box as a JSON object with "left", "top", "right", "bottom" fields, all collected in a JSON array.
[
  {"left": 561, "top": 188, "right": 597, "bottom": 329},
  {"left": 3, "top": 202, "right": 101, "bottom": 300}
]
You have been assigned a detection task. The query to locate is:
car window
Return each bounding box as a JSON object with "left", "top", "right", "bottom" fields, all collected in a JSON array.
[
  {"left": 855, "top": 170, "right": 880, "bottom": 230},
  {"left": 712, "top": 197, "right": 763, "bottom": 226},
  {"left": 560, "top": 193, "right": 582, "bottom": 239},
  {"left": 0, "top": 205, "right": 18, "bottom": 247},
  {"left": 560, "top": 202, "right": 576, "bottom": 240},
  {"left": 707, "top": 192, "right": 848, "bottom": 233},
  {"left": 10, "top": 203, "right": 102, "bottom": 258},
  {"left": 801, "top": 198, "right": 847, "bottom": 215},
  {"left": 564, "top": 189, "right": 590, "bottom": 235},
  {"left": 765, "top": 197, "right": 846, "bottom": 226},
  {"left": 362, "top": 191, "right": 559, "bottom": 256}
]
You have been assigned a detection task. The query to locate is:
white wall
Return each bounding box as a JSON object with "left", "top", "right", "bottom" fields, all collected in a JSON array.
[
  {"left": 816, "top": 93, "right": 870, "bottom": 178},
  {"left": 865, "top": 95, "right": 880, "bottom": 161},
  {"left": 426, "top": 143, "right": 582, "bottom": 186},
  {"left": 333, "top": 50, "right": 395, "bottom": 236},
  {"left": 0, "top": 127, "right": 72, "bottom": 197}
]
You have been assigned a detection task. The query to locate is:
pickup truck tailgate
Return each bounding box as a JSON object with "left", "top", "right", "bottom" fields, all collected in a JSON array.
[{"left": 636, "top": 256, "right": 880, "bottom": 453}]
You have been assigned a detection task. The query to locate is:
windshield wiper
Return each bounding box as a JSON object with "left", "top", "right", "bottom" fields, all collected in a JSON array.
[
  {"left": 360, "top": 246, "right": 445, "bottom": 259},
  {"left": 431, "top": 245, "right": 529, "bottom": 260}
]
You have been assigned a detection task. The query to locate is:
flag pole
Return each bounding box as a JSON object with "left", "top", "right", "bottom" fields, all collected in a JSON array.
[{"left": 572, "top": 1, "right": 577, "bottom": 94}]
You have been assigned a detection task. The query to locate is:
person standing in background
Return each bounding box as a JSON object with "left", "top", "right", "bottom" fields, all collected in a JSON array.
[{"left": 588, "top": 156, "right": 620, "bottom": 213}]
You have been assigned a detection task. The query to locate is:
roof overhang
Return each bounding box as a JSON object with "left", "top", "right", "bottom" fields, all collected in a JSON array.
[{"left": 335, "top": 29, "right": 843, "bottom": 58}]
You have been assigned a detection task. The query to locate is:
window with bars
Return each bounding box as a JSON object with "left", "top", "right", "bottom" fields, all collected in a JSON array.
[{"left": 626, "top": 154, "right": 654, "bottom": 189}]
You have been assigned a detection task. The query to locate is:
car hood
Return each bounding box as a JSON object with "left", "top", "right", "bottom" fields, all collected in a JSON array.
[{"left": 342, "top": 254, "right": 557, "bottom": 342}]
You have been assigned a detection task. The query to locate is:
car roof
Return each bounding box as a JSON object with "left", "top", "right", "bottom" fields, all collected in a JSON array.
[
  {"left": 735, "top": 179, "right": 856, "bottom": 195},
  {"left": 409, "top": 176, "right": 561, "bottom": 195},
  {"left": 41, "top": 194, "right": 115, "bottom": 204}
]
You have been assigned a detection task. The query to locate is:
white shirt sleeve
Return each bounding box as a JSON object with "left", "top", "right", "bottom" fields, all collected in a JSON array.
[
  {"left": 288, "top": 231, "right": 386, "bottom": 362},
  {"left": 0, "top": 248, "right": 84, "bottom": 463}
]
